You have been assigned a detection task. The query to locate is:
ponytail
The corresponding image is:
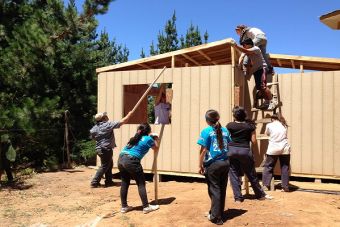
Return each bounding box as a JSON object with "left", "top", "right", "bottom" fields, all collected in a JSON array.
[
  {"left": 205, "top": 109, "right": 225, "bottom": 150},
  {"left": 126, "top": 123, "right": 151, "bottom": 148},
  {"left": 214, "top": 122, "right": 224, "bottom": 150}
]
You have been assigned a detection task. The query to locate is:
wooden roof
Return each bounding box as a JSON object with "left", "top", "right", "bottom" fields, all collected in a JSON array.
[
  {"left": 96, "top": 38, "right": 340, "bottom": 73},
  {"left": 320, "top": 10, "right": 340, "bottom": 30}
]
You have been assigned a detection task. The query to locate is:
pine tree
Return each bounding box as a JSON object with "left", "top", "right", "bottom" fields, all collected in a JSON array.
[{"left": 0, "top": 0, "right": 128, "bottom": 168}]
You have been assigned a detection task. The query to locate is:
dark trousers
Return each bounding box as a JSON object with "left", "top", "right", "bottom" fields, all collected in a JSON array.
[
  {"left": 0, "top": 148, "right": 14, "bottom": 182},
  {"left": 91, "top": 148, "right": 113, "bottom": 185},
  {"left": 204, "top": 159, "right": 229, "bottom": 221},
  {"left": 118, "top": 154, "right": 149, "bottom": 208},
  {"left": 228, "top": 146, "right": 265, "bottom": 200},
  {"left": 262, "top": 154, "right": 290, "bottom": 189}
]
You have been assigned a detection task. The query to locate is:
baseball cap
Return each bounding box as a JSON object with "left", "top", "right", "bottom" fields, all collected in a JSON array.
[{"left": 95, "top": 112, "right": 108, "bottom": 121}]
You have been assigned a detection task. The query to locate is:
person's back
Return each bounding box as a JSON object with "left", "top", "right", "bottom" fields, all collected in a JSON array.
[
  {"left": 122, "top": 135, "right": 155, "bottom": 160},
  {"left": 227, "top": 121, "right": 255, "bottom": 148},
  {"left": 265, "top": 120, "right": 289, "bottom": 155}
]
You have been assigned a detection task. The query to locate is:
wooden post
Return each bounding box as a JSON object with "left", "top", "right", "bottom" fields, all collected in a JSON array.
[
  {"left": 171, "top": 55, "right": 175, "bottom": 68},
  {"left": 152, "top": 124, "right": 165, "bottom": 204},
  {"left": 300, "top": 63, "right": 304, "bottom": 73},
  {"left": 64, "top": 110, "right": 71, "bottom": 168},
  {"left": 131, "top": 66, "right": 167, "bottom": 114},
  {"left": 231, "top": 45, "right": 236, "bottom": 121}
]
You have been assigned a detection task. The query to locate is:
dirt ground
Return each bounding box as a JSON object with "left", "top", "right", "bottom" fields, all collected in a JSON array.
[{"left": 1, "top": 167, "right": 340, "bottom": 227}]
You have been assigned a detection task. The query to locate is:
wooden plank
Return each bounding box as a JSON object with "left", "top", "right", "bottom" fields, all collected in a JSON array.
[
  {"left": 189, "top": 67, "right": 200, "bottom": 173},
  {"left": 322, "top": 71, "right": 334, "bottom": 175},
  {"left": 171, "top": 68, "right": 182, "bottom": 171},
  {"left": 113, "top": 72, "right": 123, "bottom": 150},
  {"left": 198, "top": 50, "right": 217, "bottom": 65},
  {"left": 137, "top": 63, "right": 152, "bottom": 70},
  {"left": 210, "top": 66, "right": 220, "bottom": 111},
  {"left": 161, "top": 125, "right": 172, "bottom": 171},
  {"left": 311, "top": 72, "right": 323, "bottom": 174},
  {"left": 199, "top": 66, "right": 210, "bottom": 139},
  {"left": 334, "top": 71, "right": 340, "bottom": 176},
  {"left": 180, "top": 67, "right": 191, "bottom": 172},
  {"left": 171, "top": 55, "right": 175, "bottom": 68},
  {"left": 220, "top": 65, "right": 231, "bottom": 126},
  {"left": 291, "top": 60, "right": 296, "bottom": 69},
  {"left": 97, "top": 73, "right": 107, "bottom": 113},
  {"left": 300, "top": 72, "right": 312, "bottom": 174},
  {"left": 137, "top": 69, "right": 147, "bottom": 84},
  {"left": 106, "top": 72, "right": 115, "bottom": 119},
  {"left": 291, "top": 73, "right": 302, "bottom": 173},
  {"left": 276, "top": 58, "right": 282, "bottom": 67},
  {"left": 96, "top": 38, "right": 234, "bottom": 72}
]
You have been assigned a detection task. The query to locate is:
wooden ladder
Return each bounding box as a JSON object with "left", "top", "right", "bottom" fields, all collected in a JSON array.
[{"left": 244, "top": 73, "right": 280, "bottom": 194}]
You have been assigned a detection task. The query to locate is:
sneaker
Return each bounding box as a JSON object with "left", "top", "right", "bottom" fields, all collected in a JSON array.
[
  {"left": 208, "top": 214, "right": 223, "bottom": 225},
  {"left": 104, "top": 181, "right": 115, "bottom": 187},
  {"left": 90, "top": 183, "right": 101, "bottom": 188},
  {"left": 267, "top": 100, "right": 278, "bottom": 110},
  {"left": 281, "top": 188, "right": 290, "bottom": 192},
  {"left": 262, "top": 185, "right": 270, "bottom": 191},
  {"left": 259, "top": 194, "right": 273, "bottom": 200},
  {"left": 121, "top": 206, "right": 133, "bottom": 213},
  {"left": 143, "top": 204, "right": 159, "bottom": 214}
]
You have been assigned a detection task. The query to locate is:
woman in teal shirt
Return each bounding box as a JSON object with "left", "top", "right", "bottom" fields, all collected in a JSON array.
[
  {"left": 118, "top": 123, "right": 160, "bottom": 214},
  {"left": 197, "top": 110, "right": 232, "bottom": 225}
]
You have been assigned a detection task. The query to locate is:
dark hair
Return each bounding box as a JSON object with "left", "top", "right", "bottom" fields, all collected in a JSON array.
[
  {"left": 205, "top": 110, "right": 224, "bottom": 150},
  {"left": 240, "top": 38, "right": 254, "bottom": 46},
  {"left": 271, "top": 113, "right": 288, "bottom": 128},
  {"left": 232, "top": 106, "right": 247, "bottom": 122},
  {"left": 126, "top": 123, "right": 151, "bottom": 148},
  {"left": 232, "top": 106, "right": 256, "bottom": 128},
  {"left": 236, "top": 24, "right": 247, "bottom": 30}
]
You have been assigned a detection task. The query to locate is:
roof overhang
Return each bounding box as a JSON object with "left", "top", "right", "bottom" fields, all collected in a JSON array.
[
  {"left": 320, "top": 10, "right": 340, "bottom": 29},
  {"left": 96, "top": 38, "right": 340, "bottom": 73}
]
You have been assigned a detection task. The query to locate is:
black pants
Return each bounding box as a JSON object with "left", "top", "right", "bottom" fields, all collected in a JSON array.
[
  {"left": 204, "top": 159, "right": 229, "bottom": 222},
  {"left": 228, "top": 146, "right": 265, "bottom": 201},
  {"left": 0, "top": 150, "right": 13, "bottom": 182},
  {"left": 262, "top": 154, "right": 290, "bottom": 189},
  {"left": 118, "top": 154, "right": 149, "bottom": 208},
  {"left": 91, "top": 148, "right": 113, "bottom": 185}
]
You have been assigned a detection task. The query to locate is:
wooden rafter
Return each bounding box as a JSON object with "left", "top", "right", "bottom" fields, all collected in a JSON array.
[
  {"left": 291, "top": 60, "right": 296, "bottom": 69},
  {"left": 181, "top": 53, "right": 201, "bottom": 66},
  {"left": 198, "top": 50, "right": 217, "bottom": 65},
  {"left": 137, "top": 63, "right": 152, "bottom": 69},
  {"left": 276, "top": 59, "right": 282, "bottom": 67}
]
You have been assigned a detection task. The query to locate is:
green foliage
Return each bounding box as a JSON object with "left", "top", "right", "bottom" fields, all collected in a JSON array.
[
  {"left": 78, "top": 140, "right": 96, "bottom": 165},
  {"left": 146, "top": 11, "right": 209, "bottom": 56},
  {"left": 0, "top": 0, "right": 128, "bottom": 169}
]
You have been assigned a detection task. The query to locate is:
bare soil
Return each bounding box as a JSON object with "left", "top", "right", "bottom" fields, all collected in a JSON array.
[{"left": 1, "top": 167, "right": 340, "bottom": 227}]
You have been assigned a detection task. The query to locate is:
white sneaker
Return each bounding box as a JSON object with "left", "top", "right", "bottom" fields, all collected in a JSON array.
[
  {"left": 267, "top": 100, "right": 278, "bottom": 110},
  {"left": 259, "top": 194, "right": 274, "bottom": 200},
  {"left": 143, "top": 204, "right": 159, "bottom": 214},
  {"left": 121, "top": 206, "right": 133, "bottom": 213}
]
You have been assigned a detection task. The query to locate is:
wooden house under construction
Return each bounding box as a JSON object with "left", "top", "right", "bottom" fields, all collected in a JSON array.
[{"left": 96, "top": 38, "right": 340, "bottom": 180}]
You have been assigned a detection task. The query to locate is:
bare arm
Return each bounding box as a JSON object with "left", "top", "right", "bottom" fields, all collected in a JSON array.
[
  {"left": 231, "top": 42, "right": 255, "bottom": 55},
  {"left": 120, "top": 111, "right": 133, "bottom": 125},
  {"left": 198, "top": 146, "right": 207, "bottom": 175},
  {"left": 250, "top": 131, "right": 258, "bottom": 152},
  {"left": 151, "top": 137, "right": 160, "bottom": 152}
]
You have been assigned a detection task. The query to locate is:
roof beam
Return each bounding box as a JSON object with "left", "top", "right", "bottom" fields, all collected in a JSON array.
[
  {"left": 198, "top": 50, "right": 217, "bottom": 65},
  {"left": 137, "top": 63, "right": 152, "bottom": 69},
  {"left": 291, "top": 60, "right": 296, "bottom": 69},
  {"left": 276, "top": 58, "right": 282, "bottom": 67},
  {"left": 181, "top": 53, "right": 201, "bottom": 66}
]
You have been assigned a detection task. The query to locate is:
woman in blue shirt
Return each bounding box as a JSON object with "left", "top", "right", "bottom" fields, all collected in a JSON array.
[
  {"left": 197, "top": 110, "right": 232, "bottom": 225},
  {"left": 118, "top": 123, "right": 160, "bottom": 214}
]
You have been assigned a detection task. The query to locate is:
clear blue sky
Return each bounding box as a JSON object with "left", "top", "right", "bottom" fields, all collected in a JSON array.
[{"left": 75, "top": 0, "right": 340, "bottom": 65}]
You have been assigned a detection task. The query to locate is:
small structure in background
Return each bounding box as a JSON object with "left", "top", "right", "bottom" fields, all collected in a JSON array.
[{"left": 320, "top": 10, "right": 340, "bottom": 30}]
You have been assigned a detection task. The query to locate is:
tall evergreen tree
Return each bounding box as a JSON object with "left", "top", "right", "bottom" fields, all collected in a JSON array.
[{"left": 0, "top": 0, "right": 128, "bottom": 168}]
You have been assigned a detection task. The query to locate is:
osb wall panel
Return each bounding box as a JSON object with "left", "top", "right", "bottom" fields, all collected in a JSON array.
[
  {"left": 97, "top": 65, "right": 233, "bottom": 174},
  {"left": 241, "top": 70, "right": 340, "bottom": 177}
]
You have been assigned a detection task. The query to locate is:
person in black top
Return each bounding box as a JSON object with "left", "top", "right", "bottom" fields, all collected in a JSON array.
[{"left": 226, "top": 106, "right": 272, "bottom": 202}]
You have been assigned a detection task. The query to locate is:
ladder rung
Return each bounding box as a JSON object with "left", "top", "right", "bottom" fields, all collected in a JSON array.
[
  {"left": 251, "top": 108, "right": 276, "bottom": 112},
  {"left": 257, "top": 134, "right": 269, "bottom": 140},
  {"left": 255, "top": 118, "right": 272, "bottom": 124},
  {"left": 267, "top": 82, "right": 279, "bottom": 86}
]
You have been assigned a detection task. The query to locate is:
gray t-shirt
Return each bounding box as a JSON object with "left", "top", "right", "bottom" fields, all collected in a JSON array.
[
  {"left": 90, "top": 121, "right": 121, "bottom": 150},
  {"left": 248, "top": 46, "right": 267, "bottom": 73}
]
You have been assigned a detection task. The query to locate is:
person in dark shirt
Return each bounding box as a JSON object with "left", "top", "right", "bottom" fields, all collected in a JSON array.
[
  {"left": 226, "top": 106, "right": 272, "bottom": 202},
  {"left": 0, "top": 137, "right": 14, "bottom": 184}
]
